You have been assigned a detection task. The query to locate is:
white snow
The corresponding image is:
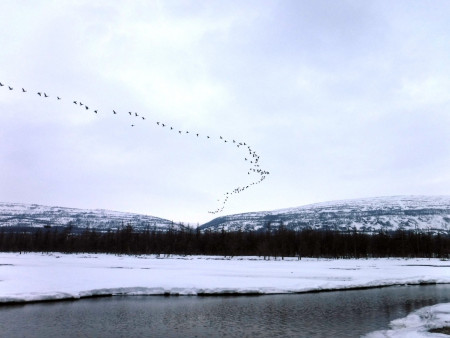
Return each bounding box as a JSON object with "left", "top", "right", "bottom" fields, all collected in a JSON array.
[
  {"left": 203, "top": 195, "right": 450, "bottom": 233},
  {"left": 0, "top": 253, "right": 449, "bottom": 304},
  {"left": 364, "top": 303, "right": 450, "bottom": 337},
  {"left": 276, "top": 195, "right": 450, "bottom": 213},
  {"left": 0, "top": 202, "right": 180, "bottom": 230}
]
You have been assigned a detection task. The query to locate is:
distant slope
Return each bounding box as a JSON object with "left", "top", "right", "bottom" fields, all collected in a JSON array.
[
  {"left": 0, "top": 202, "right": 184, "bottom": 232},
  {"left": 199, "top": 196, "right": 450, "bottom": 234}
]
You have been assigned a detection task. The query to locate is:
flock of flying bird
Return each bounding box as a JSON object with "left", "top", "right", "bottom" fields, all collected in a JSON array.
[{"left": 1, "top": 82, "right": 270, "bottom": 214}]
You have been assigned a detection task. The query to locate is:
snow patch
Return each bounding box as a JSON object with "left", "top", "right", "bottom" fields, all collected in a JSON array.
[{"left": 364, "top": 303, "right": 450, "bottom": 337}]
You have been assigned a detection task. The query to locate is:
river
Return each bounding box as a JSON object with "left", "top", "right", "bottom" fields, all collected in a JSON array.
[{"left": 1, "top": 284, "right": 449, "bottom": 337}]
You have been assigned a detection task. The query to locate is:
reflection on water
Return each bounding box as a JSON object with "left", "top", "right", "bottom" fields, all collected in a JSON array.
[{"left": 1, "top": 285, "right": 450, "bottom": 337}]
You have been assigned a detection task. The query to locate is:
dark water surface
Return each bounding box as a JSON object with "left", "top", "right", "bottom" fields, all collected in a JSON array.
[{"left": 1, "top": 285, "right": 450, "bottom": 337}]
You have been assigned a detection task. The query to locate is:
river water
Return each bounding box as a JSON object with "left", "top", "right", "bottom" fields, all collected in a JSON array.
[{"left": 1, "top": 285, "right": 450, "bottom": 337}]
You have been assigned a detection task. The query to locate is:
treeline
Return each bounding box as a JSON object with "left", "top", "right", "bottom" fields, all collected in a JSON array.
[{"left": 0, "top": 226, "right": 449, "bottom": 258}]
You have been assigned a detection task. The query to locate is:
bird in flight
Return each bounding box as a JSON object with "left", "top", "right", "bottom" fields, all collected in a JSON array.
[{"left": 1, "top": 80, "right": 270, "bottom": 214}]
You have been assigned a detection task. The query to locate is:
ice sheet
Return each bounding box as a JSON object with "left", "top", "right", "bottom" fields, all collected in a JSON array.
[
  {"left": 364, "top": 303, "right": 450, "bottom": 337},
  {"left": 0, "top": 253, "right": 449, "bottom": 303}
]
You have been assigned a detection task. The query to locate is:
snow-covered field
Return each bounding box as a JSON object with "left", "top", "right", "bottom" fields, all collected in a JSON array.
[
  {"left": 1, "top": 253, "right": 449, "bottom": 303},
  {"left": 364, "top": 303, "right": 450, "bottom": 337}
]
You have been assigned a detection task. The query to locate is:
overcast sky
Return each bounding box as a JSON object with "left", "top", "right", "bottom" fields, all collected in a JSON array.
[{"left": 1, "top": 1, "right": 450, "bottom": 224}]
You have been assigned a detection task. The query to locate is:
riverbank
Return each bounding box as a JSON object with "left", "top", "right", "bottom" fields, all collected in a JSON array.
[{"left": 0, "top": 253, "right": 449, "bottom": 303}]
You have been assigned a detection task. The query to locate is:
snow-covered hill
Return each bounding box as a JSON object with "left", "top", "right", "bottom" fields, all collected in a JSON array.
[
  {"left": 3, "top": 196, "right": 450, "bottom": 234},
  {"left": 199, "top": 196, "right": 450, "bottom": 234},
  {"left": 0, "top": 202, "right": 185, "bottom": 232}
]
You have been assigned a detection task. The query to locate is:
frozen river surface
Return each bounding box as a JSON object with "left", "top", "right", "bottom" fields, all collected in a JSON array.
[{"left": 1, "top": 253, "right": 449, "bottom": 302}]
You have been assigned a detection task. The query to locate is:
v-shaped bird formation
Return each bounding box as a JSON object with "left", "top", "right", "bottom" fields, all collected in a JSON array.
[{"left": 0, "top": 82, "right": 270, "bottom": 214}]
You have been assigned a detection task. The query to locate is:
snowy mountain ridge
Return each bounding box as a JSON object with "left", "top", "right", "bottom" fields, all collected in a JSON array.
[
  {"left": 0, "top": 202, "right": 184, "bottom": 232},
  {"left": 2, "top": 196, "right": 450, "bottom": 234},
  {"left": 200, "top": 195, "right": 450, "bottom": 233}
]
